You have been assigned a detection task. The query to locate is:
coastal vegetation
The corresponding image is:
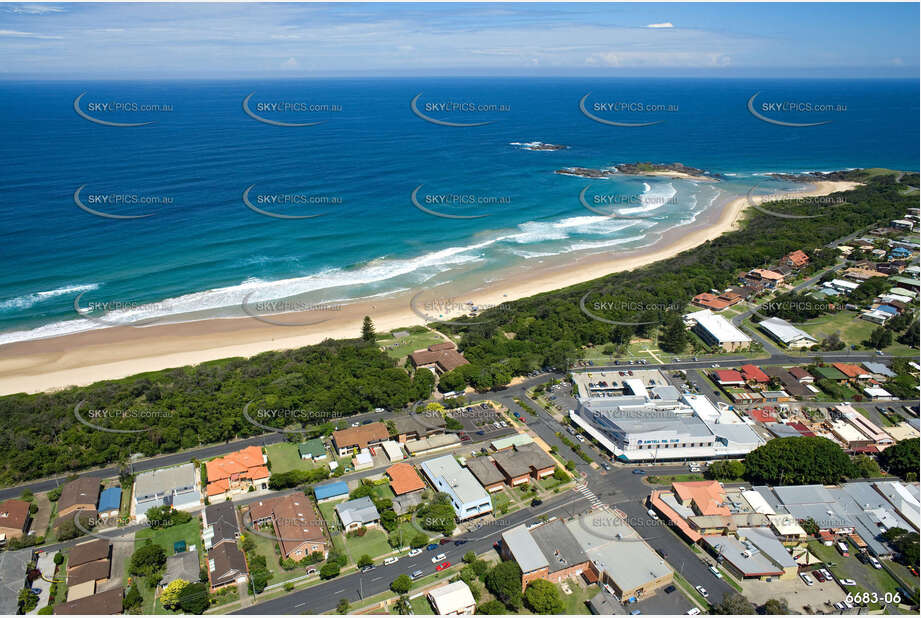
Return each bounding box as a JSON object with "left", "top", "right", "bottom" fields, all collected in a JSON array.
[{"left": 0, "top": 172, "right": 914, "bottom": 485}]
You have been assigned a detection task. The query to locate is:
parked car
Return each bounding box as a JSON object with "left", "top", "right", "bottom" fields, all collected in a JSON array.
[
  {"left": 384, "top": 556, "right": 398, "bottom": 565},
  {"left": 408, "top": 548, "right": 422, "bottom": 557},
  {"left": 836, "top": 541, "right": 850, "bottom": 557},
  {"left": 531, "top": 498, "right": 543, "bottom": 507},
  {"left": 426, "top": 543, "right": 439, "bottom": 551},
  {"left": 839, "top": 578, "right": 857, "bottom": 587},
  {"left": 439, "top": 538, "right": 453, "bottom": 545},
  {"left": 686, "top": 609, "right": 701, "bottom": 616},
  {"left": 708, "top": 565, "right": 722, "bottom": 578},
  {"left": 454, "top": 539, "right": 467, "bottom": 546},
  {"left": 431, "top": 553, "right": 447, "bottom": 563},
  {"left": 647, "top": 509, "right": 659, "bottom": 520},
  {"left": 633, "top": 469, "right": 645, "bottom": 475},
  {"left": 695, "top": 586, "right": 709, "bottom": 598},
  {"left": 411, "top": 569, "right": 424, "bottom": 579},
  {"left": 868, "top": 556, "right": 883, "bottom": 569},
  {"left": 601, "top": 463, "right": 611, "bottom": 471},
  {"left": 360, "top": 565, "right": 374, "bottom": 573},
  {"left": 664, "top": 585, "right": 676, "bottom": 594},
  {"left": 436, "top": 561, "right": 451, "bottom": 571},
  {"left": 801, "top": 573, "right": 815, "bottom": 586},
  {"left": 811, "top": 569, "right": 826, "bottom": 582}
]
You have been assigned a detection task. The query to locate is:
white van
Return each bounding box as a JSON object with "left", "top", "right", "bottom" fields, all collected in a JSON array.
[{"left": 384, "top": 557, "right": 398, "bottom": 565}]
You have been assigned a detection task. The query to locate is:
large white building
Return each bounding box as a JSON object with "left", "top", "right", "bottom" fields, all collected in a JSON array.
[
  {"left": 571, "top": 371, "right": 764, "bottom": 462},
  {"left": 420, "top": 455, "right": 492, "bottom": 520},
  {"left": 757, "top": 317, "right": 817, "bottom": 349},
  {"left": 684, "top": 309, "right": 752, "bottom": 352}
]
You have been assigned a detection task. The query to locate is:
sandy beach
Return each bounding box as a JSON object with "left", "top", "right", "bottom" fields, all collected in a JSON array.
[{"left": 0, "top": 180, "right": 860, "bottom": 396}]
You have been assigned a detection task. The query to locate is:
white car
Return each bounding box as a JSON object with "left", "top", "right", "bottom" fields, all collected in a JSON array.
[
  {"left": 800, "top": 573, "right": 815, "bottom": 586},
  {"left": 695, "top": 585, "right": 709, "bottom": 598},
  {"left": 431, "top": 553, "right": 446, "bottom": 563},
  {"left": 839, "top": 578, "right": 857, "bottom": 587},
  {"left": 647, "top": 509, "right": 659, "bottom": 520},
  {"left": 408, "top": 549, "right": 422, "bottom": 557},
  {"left": 686, "top": 609, "right": 700, "bottom": 616},
  {"left": 708, "top": 565, "right": 722, "bottom": 578},
  {"left": 868, "top": 556, "right": 883, "bottom": 569},
  {"left": 384, "top": 557, "right": 399, "bottom": 565}
]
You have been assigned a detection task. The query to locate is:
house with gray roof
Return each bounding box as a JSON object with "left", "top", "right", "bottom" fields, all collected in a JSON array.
[
  {"left": 162, "top": 551, "right": 201, "bottom": 587},
  {"left": 133, "top": 463, "right": 200, "bottom": 521},
  {"left": 334, "top": 496, "right": 380, "bottom": 532}
]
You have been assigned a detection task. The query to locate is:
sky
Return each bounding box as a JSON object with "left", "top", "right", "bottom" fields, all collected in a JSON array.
[{"left": 0, "top": 2, "right": 918, "bottom": 79}]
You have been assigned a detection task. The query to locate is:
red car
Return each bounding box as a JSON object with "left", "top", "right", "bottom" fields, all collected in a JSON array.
[
  {"left": 436, "top": 561, "right": 451, "bottom": 571},
  {"left": 811, "top": 570, "right": 827, "bottom": 582}
]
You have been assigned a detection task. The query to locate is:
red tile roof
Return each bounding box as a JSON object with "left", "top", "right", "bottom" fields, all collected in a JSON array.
[
  {"left": 786, "top": 250, "right": 810, "bottom": 267},
  {"left": 386, "top": 463, "right": 426, "bottom": 495},
  {"left": 740, "top": 364, "right": 770, "bottom": 383},
  {"left": 0, "top": 499, "right": 31, "bottom": 532},
  {"left": 748, "top": 409, "right": 777, "bottom": 423},
  {"left": 832, "top": 363, "right": 865, "bottom": 379},
  {"left": 714, "top": 369, "right": 744, "bottom": 384}
]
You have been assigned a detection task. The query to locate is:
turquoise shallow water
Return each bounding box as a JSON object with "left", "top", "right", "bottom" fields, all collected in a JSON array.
[{"left": 0, "top": 77, "right": 917, "bottom": 342}]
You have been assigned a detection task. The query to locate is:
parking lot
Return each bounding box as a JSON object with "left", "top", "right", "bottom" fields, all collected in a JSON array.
[
  {"left": 741, "top": 572, "right": 845, "bottom": 614},
  {"left": 448, "top": 404, "right": 516, "bottom": 442}
]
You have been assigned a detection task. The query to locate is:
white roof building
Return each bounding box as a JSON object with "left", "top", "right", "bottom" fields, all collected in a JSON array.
[
  {"left": 381, "top": 440, "right": 404, "bottom": 462},
  {"left": 684, "top": 309, "right": 752, "bottom": 345},
  {"left": 758, "top": 317, "right": 817, "bottom": 348},
  {"left": 828, "top": 279, "right": 860, "bottom": 293},
  {"left": 427, "top": 581, "right": 476, "bottom": 615}
]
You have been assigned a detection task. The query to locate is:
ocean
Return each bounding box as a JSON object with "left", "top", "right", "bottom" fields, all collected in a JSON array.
[{"left": 0, "top": 77, "right": 917, "bottom": 343}]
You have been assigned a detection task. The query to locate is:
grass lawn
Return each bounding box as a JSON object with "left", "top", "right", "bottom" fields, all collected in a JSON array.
[
  {"left": 343, "top": 528, "right": 393, "bottom": 563},
  {"left": 647, "top": 473, "right": 705, "bottom": 485},
  {"left": 135, "top": 518, "right": 203, "bottom": 557},
  {"left": 247, "top": 523, "right": 305, "bottom": 585},
  {"left": 807, "top": 540, "right": 897, "bottom": 611},
  {"left": 558, "top": 580, "right": 599, "bottom": 615},
  {"left": 378, "top": 330, "right": 446, "bottom": 361},
  {"left": 780, "top": 311, "right": 916, "bottom": 356},
  {"left": 408, "top": 595, "right": 435, "bottom": 614},
  {"left": 390, "top": 521, "right": 428, "bottom": 550},
  {"left": 369, "top": 484, "right": 395, "bottom": 500},
  {"left": 672, "top": 572, "right": 708, "bottom": 609},
  {"left": 265, "top": 443, "right": 325, "bottom": 474}
]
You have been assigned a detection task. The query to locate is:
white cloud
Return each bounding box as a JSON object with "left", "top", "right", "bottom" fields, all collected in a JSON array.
[
  {"left": 0, "top": 29, "right": 62, "bottom": 39},
  {"left": 646, "top": 22, "right": 674, "bottom": 29},
  {"left": 280, "top": 57, "right": 298, "bottom": 69},
  {"left": 6, "top": 4, "right": 65, "bottom": 15},
  {"left": 586, "top": 51, "right": 731, "bottom": 67}
]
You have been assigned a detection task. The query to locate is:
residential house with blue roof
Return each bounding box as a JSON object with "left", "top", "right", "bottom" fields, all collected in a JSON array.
[
  {"left": 97, "top": 487, "right": 121, "bottom": 520},
  {"left": 314, "top": 481, "right": 349, "bottom": 503}
]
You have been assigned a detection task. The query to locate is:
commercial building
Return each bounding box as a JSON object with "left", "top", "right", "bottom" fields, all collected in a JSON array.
[
  {"left": 464, "top": 457, "right": 506, "bottom": 493},
  {"left": 331, "top": 423, "right": 389, "bottom": 456},
  {"left": 702, "top": 527, "right": 797, "bottom": 580},
  {"left": 684, "top": 309, "right": 752, "bottom": 352},
  {"left": 571, "top": 372, "right": 764, "bottom": 462},
  {"left": 420, "top": 455, "right": 492, "bottom": 520},
  {"left": 758, "top": 317, "right": 817, "bottom": 349},
  {"left": 133, "top": 463, "right": 200, "bottom": 521},
  {"left": 427, "top": 581, "right": 476, "bottom": 615}
]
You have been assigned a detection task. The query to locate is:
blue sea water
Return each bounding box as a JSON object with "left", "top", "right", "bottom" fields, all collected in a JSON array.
[{"left": 0, "top": 78, "right": 917, "bottom": 342}]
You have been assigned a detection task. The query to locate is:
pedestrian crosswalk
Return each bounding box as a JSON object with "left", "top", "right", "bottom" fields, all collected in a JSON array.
[{"left": 575, "top": 482, "right": 604, "bottom": 509}]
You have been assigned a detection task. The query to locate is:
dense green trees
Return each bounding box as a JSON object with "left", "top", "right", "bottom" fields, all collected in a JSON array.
[
  {"left": 743, "top": 437, "right": 854, "bottom": 485},
  {"left": 711, "top": 593, "right": 756, "bottom": 614},
  {"left": 0, "top": 340, "right": 423, "bottom": 484},
  {"left": 878, "top": 439, "right": 919, "bottom": 481},
  {"left": 523, "top": 580, "right": 565, "bottom": 614},
  {"left": 390, "top": 574, "right": 412, "bottom": 594},
  {"left": 177, "top": 582, "right": 210, "bottom": 614},
  {"left": 882, "top": 528, "right": 919, "bottom": 567},
  {"left": 484, "top": 561, "right": 522, "bottom": 609},
  {"left": 705, "top": 460, "right": 745, "bottom": 480}
]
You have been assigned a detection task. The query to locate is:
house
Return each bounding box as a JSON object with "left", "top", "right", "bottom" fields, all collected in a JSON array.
[
  {"left": 761, "top": 367, "right": 813, "bottom": 399},
  {"left": 827, "top": 278, "right": 860, "bottom": 294},
  {"left": 420, "top": 455, "right": 492, "bottom": 521},
  {"left": 491, "top": 443, "right": 557, "bottom": 485},
  {"left": 54, "top": 587, "right": 123, "bottom": 615},
  {"left": 784, "top": 250, "right": 810, "bottom": 269},
  {"left": 838, "top": 405, "right": 895, "bottom": 448},
  {"left": 464, "top": 457, "right": 506, "bottom": 493},
  {"left": 864, "top": 386, "right": 896, "bottom": 401},
  {"left": 203, "top": 501, "right": 240, "bottom": 550},
  {"left": 691, "top": 291, "right": 742, "bottom": 312},
  {"left": 427, "top": 581, "right": 476, "bottom": 615},
  {"left": 832, "top": 363, "right": 871, "bottom": 381},
  {"left": 335, "top": 496, "right": 380, "bottom": 532},
  {"left": 298, "top": 438, "right": 327, "bottom": 461},
  {"left": 0, "top": 499, "right": 31, "bottom": 542},
  {"left": 57, "top": 477, "right": 100, "bottom": 521},
  {"left": 391, "top": 414, "right": 447, "bottom": 442},
  {"left": 68, "top": 538, "right": 111, "bottom": 571},
  {"left": 757, "top": 317, "right": 817, "bottom": 349},
  {"left": 861, "top": 362, "right": 897, "bottom": 380},
  {"left": 67, "top": 539, "right": 111, "bottom": 592},
  {"left": 353, "top": 448, "right": 374, "bottom": 470},
  {"left": 386, "top": 463, "right": 425, "bottom": 496},
  {"left": 861, "top": 308, "right": 893, "bottom": 324},
  {"left": 713, "top": 369, "right": 745, "bottom": 386},
  {"left": 207, "top": 542, "right": 248, "bottom": 589},
  {"left": 788, "top": 366, "right": 814, "bottom": 383},
  {"left": 408, "top": 342, "right": 470, "bottom": 375},
  {"left": 745, "top": 268, "right": 785, "bottom": 286},
  {"left": 249, "top": 492, "right": 328, "bottom": 560},
  {"left": 891, "top": 219, "right": 915, "bottom": 231},
  {"left": 381, "top": 440, "right": 405, "bottom": 462},
  {"left": 810, "top": 365, "right": 848, "bottom": 383},
  {"left": 739, "top": 364, "right": 770, "bottom": 386},
  {"left": 162, "top": 551, "right": 200, "bottom": 587},
  {"left": 684, "top": 309, "right": 752, "bottom": 352},
  {"left": 331, "top": 423, "right": 389, "bottom": 456},
  {"left": 314, "top": 481, "right": 349, "bottom": 503},
  {"left": 205, "top": 446, "right": 269, "bottom": 499},
  {"left": 96, "top": 487, "right": 121, "bottom": 520},
  {"left": 843, "top": 267, "right": 887, "bottom": 282},
  {"left": 134, "top": 463, "right": 201, "bottom": 521}
]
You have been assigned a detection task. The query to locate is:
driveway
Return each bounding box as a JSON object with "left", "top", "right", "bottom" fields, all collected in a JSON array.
[
  {"left": 29, "top": 551, "right": 56, "bottom": 614},
  {"left": 97, "top": 530, "right": 134, "bottom": 593}
]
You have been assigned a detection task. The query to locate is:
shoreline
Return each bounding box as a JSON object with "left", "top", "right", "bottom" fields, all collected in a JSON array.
[{"left": 0, "top": 180, "right": 860, "bottom": 396}]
